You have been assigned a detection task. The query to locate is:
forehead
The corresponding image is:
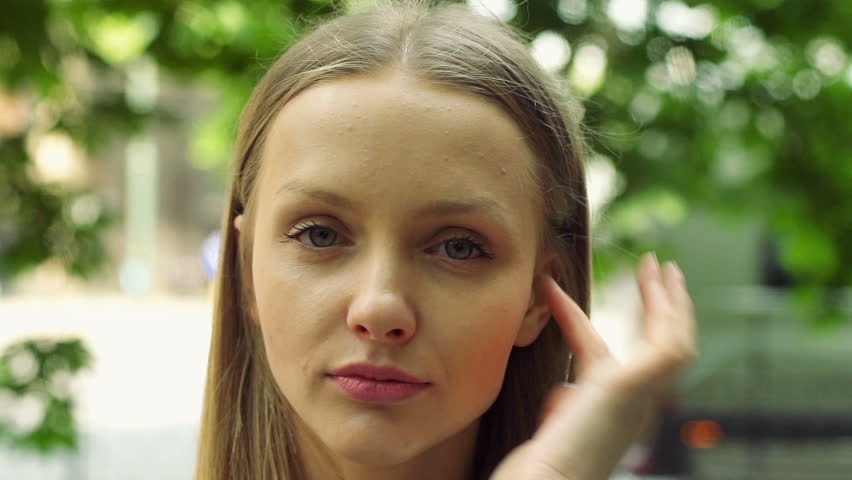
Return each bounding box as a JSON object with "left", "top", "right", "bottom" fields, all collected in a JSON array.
[{"left": 257, "top": 70, "right": 541, "bottom": 222}]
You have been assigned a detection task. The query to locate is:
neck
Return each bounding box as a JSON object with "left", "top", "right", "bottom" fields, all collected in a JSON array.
[{"left": 296, "top": 417, "right": 480, "bottom": 480}]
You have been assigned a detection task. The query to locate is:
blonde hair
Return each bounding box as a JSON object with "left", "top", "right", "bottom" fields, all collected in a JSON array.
[{"left": 195, "top": 1, "right": 590, "bottom": 479}]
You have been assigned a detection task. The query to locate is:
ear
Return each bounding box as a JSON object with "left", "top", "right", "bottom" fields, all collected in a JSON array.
[
  {"left": 514, "top": 251, "right": 559, "bottom": 347},
  {"left": 234, "top": 214, "right": 243, "bottom": 233}
]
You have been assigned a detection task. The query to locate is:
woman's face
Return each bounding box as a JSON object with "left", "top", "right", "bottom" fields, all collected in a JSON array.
[{"left": 245, "top": 70, "right": 554, "bottom": 471}]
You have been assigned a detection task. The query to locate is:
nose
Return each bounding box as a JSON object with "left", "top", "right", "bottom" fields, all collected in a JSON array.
[{"left": 346, "top": 251, "right": 417, "bottom": 345}]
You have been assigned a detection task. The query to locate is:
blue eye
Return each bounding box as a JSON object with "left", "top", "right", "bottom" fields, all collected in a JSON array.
[
  {"left": 445, "top": 238, "right": 474, "bottom": 260},
  {"left": 438, "top": 236, "right": 495, "bottom": 261},
  {"left": 282, "top": 222, "right": 495, "bottom": 261},
  {"left": 284, "top": 221, "right": 338, "bottom": 248}
]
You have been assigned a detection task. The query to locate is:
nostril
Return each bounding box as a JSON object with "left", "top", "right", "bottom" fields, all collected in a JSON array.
[{"left": 388, "top": 329, "right": 404, "bottom": 338}]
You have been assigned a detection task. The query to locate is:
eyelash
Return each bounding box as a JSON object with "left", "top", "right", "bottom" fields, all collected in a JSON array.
[{"left": 281, "top": 220, "right": 496, "bottom": 261}]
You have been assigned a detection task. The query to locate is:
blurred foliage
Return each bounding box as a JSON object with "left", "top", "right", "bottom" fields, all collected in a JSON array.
[
  {"left": 0, "top": 338, "right": 92, "bottom": 453},
  {"left": 1, "top": 0, "right": 849, "bottom": 296},
  {"left": 2, "top": 0, "right": 850, "bottom": 292},
  {"left": 1, "top": 136, "right": 113, "bottom": 280}
]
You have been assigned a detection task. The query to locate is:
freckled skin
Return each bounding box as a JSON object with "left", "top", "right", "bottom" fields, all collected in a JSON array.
[{"left": 247, "top": 70, "right": 554, "bottom": 480}]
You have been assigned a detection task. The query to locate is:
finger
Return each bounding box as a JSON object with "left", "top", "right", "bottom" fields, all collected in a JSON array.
[
  {"left": 661, "top": 262, "right": 697, "bottom": 351},
  {"left": 636, "top": 253, "right": 674, "bottom": 344},
  {"left": 661, "top": 261, "right": 692, "bottom": 314},
  {"left": 542, "top": 275, "right": 611, "bottom": 364},
  {"left": 628, "top": 261, "right": 697, "bottom": 392},
  {"left": 637, "top": 252, "right": 672, "bottom": 316},
  {"left": 626, "top": 338, "right": 694, "bottom": 395}
]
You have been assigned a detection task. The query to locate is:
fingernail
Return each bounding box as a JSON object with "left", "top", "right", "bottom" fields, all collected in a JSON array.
[
  {"left": 673, "top": 261, "right": 685, "bottom": 281},
  {"left": 665, "top": 261, "right": 678, "bottom": 277},
  {"left": 545, "top": 276, "right": 562, "bottom": 294},
  {"left": 650, "top": 252, "right": 660, "bottom": 271}
]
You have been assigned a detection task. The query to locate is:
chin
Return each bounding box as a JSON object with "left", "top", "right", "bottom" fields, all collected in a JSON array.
[{"left": 332, "top": 436, "right": 426, "bottom": 466}]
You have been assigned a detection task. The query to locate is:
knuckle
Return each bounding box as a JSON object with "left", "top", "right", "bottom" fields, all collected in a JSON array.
[{"left": 659, "top": 344, "right": 696, "bottom": 366}]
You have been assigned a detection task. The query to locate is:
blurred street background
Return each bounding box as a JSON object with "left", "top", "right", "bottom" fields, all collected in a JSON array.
[{"left": 1, "top": 0, "right": 850, "bottom": 479}]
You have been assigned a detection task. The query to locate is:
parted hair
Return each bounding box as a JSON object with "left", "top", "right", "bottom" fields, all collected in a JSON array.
[{"left": 195, "top": 1, "right": 590, "bottom": 479}]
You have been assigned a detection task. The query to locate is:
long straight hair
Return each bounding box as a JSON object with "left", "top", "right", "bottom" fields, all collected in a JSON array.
[{"left": 195, "top": 1, "right": 590, "bottom": 479}]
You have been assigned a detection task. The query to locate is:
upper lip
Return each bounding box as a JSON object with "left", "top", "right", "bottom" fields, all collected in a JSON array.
[{"left": 329, "top": 363, "right": 429, "bottom": 384}]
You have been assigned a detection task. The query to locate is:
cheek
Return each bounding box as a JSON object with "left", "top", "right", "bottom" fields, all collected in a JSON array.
[
  {"left": 250, "top": 244, "right": 328, "bottom": 387},
  {"left": 436, "top": 286, "right": 530, "bottom": 385},
  {"left": 253, "top": 246, "right": 292, "bottom": 328},
  {"left": 427, "top": 292, "right": 529, "bottom": 431}
]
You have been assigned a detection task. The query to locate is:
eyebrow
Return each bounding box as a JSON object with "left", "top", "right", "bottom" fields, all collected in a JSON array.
[{"left": 275, "top": 180, "right": 510, "bottom": 221}]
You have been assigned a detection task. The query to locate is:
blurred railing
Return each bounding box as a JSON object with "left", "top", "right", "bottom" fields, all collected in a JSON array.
[{"left": 667, "top": 285, "right": 852, "bottom": 480}]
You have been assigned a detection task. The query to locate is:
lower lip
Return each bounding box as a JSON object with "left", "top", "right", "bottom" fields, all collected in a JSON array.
[{"left": 329, "top": 375, "right": 430, "bottom": 403}]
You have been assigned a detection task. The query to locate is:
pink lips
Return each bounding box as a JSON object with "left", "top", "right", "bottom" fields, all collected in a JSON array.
[{"left": 328, "top": 363, "right": 430, "bottom": 403}]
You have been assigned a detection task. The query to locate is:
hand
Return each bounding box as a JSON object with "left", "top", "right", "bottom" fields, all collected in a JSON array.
[{"left": 490, "top": 252, "right": 697, "bottom": 480}]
